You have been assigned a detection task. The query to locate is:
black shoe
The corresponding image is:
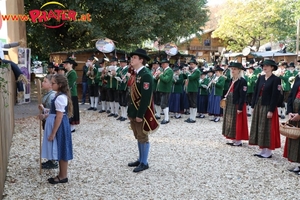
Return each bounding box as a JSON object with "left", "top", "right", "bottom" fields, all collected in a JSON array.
[
  {"left": 280, "top": 115, "right": 285, "bottom": 119},
  {"left": 98, "top": 110, "right": 105, "bottom": 113},
  {"left": 253, "top": 154, "right": 261, "bottom": 157},
  {"left": 161, "top": 112, "right": 164, "bottom": 115},
  {"left": 257, "top": 155, "right": 272, "bottom": 158},
  {"left": 175, "top": 115, "right": 181, "bottom": 119},
  {"left": 42, "top": 160, "right": 52, "bottom": 166},
  {"left": 247, "top": 113, "right": 251, "bottom": 117},
  {"left": 199, "top": 114, "right": 205, "bottom": 118},
  {"left": 226, "top": 142, "right": 242, "bottom": 147},
  {"left": 187, "top": 119, "right": 196, "bottom": 123},
  {"left": 71, "top": 129, "right": 75, "bottom": 133},
  {"left": 120, "top": 117, "right": 127, "bottom": 121},
  {"left": 128, "top": 160, "right": 140, "bottom": 167},
  {"left": 93, "top": 107, "right": 97, "bottom": 111},
  {"left": 48, "top": 176, "right": 68, "bottom": 184},
  {"left": 196, "top": 115, "right": 201, "bottom": 118},
  {"left": 288, "top": 167, "right": 300, "bottom": 173},
  {"left": 214, "top": 117, "right": 220, "bottom": 122},
  {"left": 108, "top": 113, "right": 114, "bottom": 117},
  {"left": 133, "top": 163, "right": 149, "bottom": 173},
  {"left": 106, "top": 110, "right": 111, "bottom": 114},
  {"left": 161, "top": 119, "right": 169, "bottom": 124},
  {"left": 114, "top": 114, "right": 118, "bottom": 118},
  {"left": 42, "top": 161, "right": 58, "bottom": 169},
  {"left": 184, "top": 111, "right": 190, "bottom": 115},
  {"left": 184, "top": 118, "right": 191, "bottom": 122},
  {"left": 87, "top": 107, "right": 94, "bottom": 110},
  {"left": 81, "top": 102, "right": 85, "bottom": 105},
  {"left": 116, "top": 116, "right": 122, "bottom": 120},
  {"left": 155, "top": 116, "right": 161, "bottom": 119}
]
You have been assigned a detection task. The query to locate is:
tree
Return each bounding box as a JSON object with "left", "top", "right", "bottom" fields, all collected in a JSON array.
[
  {"left": 24, "top": 0, "right": 209, "bottom": 60},
  {"left": 212, "top": 0, "right": 298, "bottom": 52}
]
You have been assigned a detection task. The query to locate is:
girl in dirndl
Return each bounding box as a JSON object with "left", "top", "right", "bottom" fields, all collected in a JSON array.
[
  {"left": 222, "top": 62, "right": 249, "bottom": 146},
  {"left": 207, "top": 66, "right": 226, "bottom": 122},
  {"left": 169, "top": 67, "right": 184, "bottom": 119},
  {"left": 196, "top": 71, "right": 209, "bottom": 118},
  {"left": 283, "top": 74, "right": 300, "bottom": 174},
  {"left": 45, "top": 74, "right": 74, "bottom": 184},
  {"left": 249, "top": 59, "right": 281, "bottom": 158}
]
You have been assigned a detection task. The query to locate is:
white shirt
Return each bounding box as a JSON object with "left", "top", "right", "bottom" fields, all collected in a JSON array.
[{"left": 55, "top": 94, "right": 68, "bottom": 112}]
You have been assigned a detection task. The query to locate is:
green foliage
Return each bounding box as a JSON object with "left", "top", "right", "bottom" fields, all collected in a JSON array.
[
  {"left": 25, "top": 0, "right": 209, "bottom": 60},
  {"left": 212, "top": 0, "right": 298, "bottom": 52}
]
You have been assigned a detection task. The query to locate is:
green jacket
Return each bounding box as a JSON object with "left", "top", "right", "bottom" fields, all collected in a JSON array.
[
  {"left": 84, "top": 64, "right": 100, "bottom": 85},
  {"left": 157, "top": 67, "right": 173, "bottom": 93},
  {"left": 172, "top": 73, "right": 184, "bottom": 93},
  {"left": 117, "top": 66, "right": 129, "bottom": 91},
  {"left": 223, "top": 68, "right": 231, "bottom": 90},
  {"left": 187, "top": 68, "right": 201, "bottom": 92},
  {"left": 245, "top": 73, "right": 257, "bottom": 94},
  {"left": 199, "top": 78, "right": 209, "bottom": 95},
  {"left": 213, "top": 76, "right": 225, "bottom": 96},
  {"left": 152, "top": 67, "right": 163, "bottom": 92},
  {"left": 280, "top": 70, "right": 298, "bottom": 91},
  {"left": 105, "top": 66, "right": 120, "bottom": 89},
  {"left": 254, "top": 67, "right": 262, "bottom": 75},
  {"left": 127, "top": 67, "right": 153, "bottom": 119},
  {"left": 66, "top": 69, "right": 78, "bottom": 96}
]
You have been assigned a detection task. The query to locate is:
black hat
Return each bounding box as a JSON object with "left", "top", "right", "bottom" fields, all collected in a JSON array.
[
  {"left": 173, "top": 67, "right": 180, "bottom": 71},
  {"left": 88, "top": 55, "right": 95, "bottom": 61},
  {"left": 160, "top": 58, "right": 170, "bottom": 64},
  {"left": 152, "top": 58, "right": 160, "bottom": 65},
  {"left": 130, "top": 48, "right": 150, "bottom": 61},
  {"left": 47, "top": 62, "right": 55, "bottom": 68},
  {"left": 62, "top": 57, "right": 78, "bottom": 67},
  {"left": 228, "top": 62, "right": 243, "bottom": 69},
  {"left": 249, "top": 59, "right": 255, "bottom": 64},
  {"left": 214, "top": 66, "right": 224, "bottom": 72},
  {"left": 289, "top": 62, "right": 295, "bottom": 68},
  {"left": 206, "top": 67, "right": 215, "bottom": 73},
  {"left": 262, "top": 59, "right": 278, "bottom": 71},
  {"left": 110, "top": 57, "right": 118, "bottom": 62},
  {"left": 119, "top": 56, "right": 127, "bottom": 63},
  {"left": 188, "top": 58, "right": 198, "bottom": 65}
]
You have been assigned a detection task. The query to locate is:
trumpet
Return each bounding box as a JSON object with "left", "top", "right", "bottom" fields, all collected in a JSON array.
[
  {"left": 207, "top": 75, "right": 219, "bottom": 89},
  {"left": 289, "top": 76, "right": 296, "bottom": 85},
  {"left": 87, "top": 56, "right": 99, "bottom": 84},
  {"left": 222, "top": 69, "right": 228, "bottom": 79}
]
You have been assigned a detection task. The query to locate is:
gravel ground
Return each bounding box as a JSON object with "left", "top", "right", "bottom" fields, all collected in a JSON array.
[{"left": 3, "top": 105, "right": 299, "bottom": 199}]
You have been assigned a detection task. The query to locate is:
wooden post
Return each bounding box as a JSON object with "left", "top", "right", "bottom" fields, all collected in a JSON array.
[{"left": 36, "top": 79, "right": 42, "bottom": 175}]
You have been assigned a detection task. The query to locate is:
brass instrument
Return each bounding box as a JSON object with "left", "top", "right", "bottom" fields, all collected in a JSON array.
[
  {"left": 222, "top": 68, "right": 229, "bottom": 79},
  {"left": 87, "top": 56, "right": 99, "bottom": 84},
  {"left": 207, "top": 75, "right": 219, "bottom": 89},
  {"left": 289, "top": 76, "right": 296, "bottom": 86}
]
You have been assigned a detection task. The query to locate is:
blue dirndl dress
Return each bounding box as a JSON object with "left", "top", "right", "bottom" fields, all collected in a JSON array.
[
  {"left": 207, "top": 87, "right": 221, "bottom": 115},
  {"left": 169, "top": 93, "right": 181, "bottom": 113},
  {"left": 42, "top": 93, "right": 73, "bottom": 161}
]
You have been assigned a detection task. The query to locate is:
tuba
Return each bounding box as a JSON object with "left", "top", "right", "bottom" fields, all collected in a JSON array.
[{"left": 88, "top": 56, "right": 99, "bottom": 84}]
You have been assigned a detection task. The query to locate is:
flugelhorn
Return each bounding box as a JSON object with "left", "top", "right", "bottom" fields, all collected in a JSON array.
[{"left": 88, "top": 56, "right": 99, "bottom": 84}]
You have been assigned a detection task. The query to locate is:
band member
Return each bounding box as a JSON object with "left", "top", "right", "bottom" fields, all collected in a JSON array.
[
  {"left": 252, "top": 59, "right": 262, "bottom": 76},
  {"left": 85, "top": 55, "right": 100, "bottom": 111},
  {"left": 244, "top": 65, "right": 257, "bottom": 116},
  {"left": 105, "top": 57, "right": 120, "bottom": 117},
  {"left": 183, "top": 58, "right": 201, "bottom": 123},
  {"left": 222, "top": 62, "right": 249, "bottom": 146},
  {"left": 207, "top": 66, "right": 226, "bottom": 122},
  {"left": 116, "top": 56, "right": 129, "bottom": 121},
  {"left": 181, "top": 64, "right": 190, "bottom": 115},
  {"left": 169, "top": 67, "right": 184, "bottom": 119},
  {"left": 47, "top": 62, "right": 56, "bottom": 75},
  {"left": 63, "top": 57, "right": 80, "bottom": 132},
  {"left": 196, "top": 70, "right": 209, "bottom": 118},
  {"left": 250, "top": 59, "right": 281, "bottom": 158},
  {"left": 127, "top": 48, "right": 155, "bottom": 172},
  {"left": 156, "top": 58, "right": 174, "bottom": 124},
  {"left": 98, "top": 58, "right": 108, "bottom": 113},
  {"left": 151, "top": 59, "right": 162, "bottom": 119},
  {"left": 284, "top": 74, "right": 300, "bottom": 173},
  {"left": 81, "top": 62, "right": 88, "bottom": 105}
]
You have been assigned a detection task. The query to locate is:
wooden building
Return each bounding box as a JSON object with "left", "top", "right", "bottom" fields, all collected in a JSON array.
[{"left": 177, "top": 29, "right": 226, "bottom": 64}]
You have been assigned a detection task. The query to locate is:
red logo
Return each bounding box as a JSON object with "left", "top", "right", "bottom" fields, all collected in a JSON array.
[{"left": 143, "top": 82, "right": 150, "bottom": 90}]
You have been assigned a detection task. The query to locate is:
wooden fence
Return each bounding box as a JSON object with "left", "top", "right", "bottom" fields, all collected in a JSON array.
[{"left": 0, "top": 65, "right": 15, "bottom": 199}]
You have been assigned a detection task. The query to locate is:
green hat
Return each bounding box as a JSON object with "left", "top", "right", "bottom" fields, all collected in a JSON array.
[
  {"left": 214, "top": 66, "right": 224, "bottom": 72},
  {"left": 188, "top": 58, "right": 198, "bottom": 65},
  {"left": 228, "top": 62, "right": 243, "bottom": 69},
  {"left": 62, "top": 57, "right": 78, "bottom": 67},
  {"left": 262, "top": 59, "right": 278, "bottom": 71},
  {"left": 160, "top": 58, "right": 170, "bottom": 64},
  {"left": 130, "top": 48, "right": 150, "bottom": 61}
]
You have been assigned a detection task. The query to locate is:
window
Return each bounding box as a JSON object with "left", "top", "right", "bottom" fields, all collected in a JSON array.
[{"left": 204, "top": 39, "right": 210, "bottom": 46}]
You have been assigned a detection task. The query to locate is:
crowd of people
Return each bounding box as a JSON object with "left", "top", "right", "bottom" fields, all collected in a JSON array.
[{"left": 39, "top": 50, "right": 300, "bottom": 182}]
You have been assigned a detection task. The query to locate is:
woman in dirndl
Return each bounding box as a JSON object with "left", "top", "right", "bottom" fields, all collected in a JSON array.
[
  {"left": 169, "top": 67, "right": 184, "bottom": 119},
  {"left": 283, "top": 74, "right": 300, "bottom": 174},
  {"left": 63, "top": 57, "right": 80, "bottom": 132},
  {"left": 196, "top": 71, "right": 209, "bottom": 118},
  {"left": 222, "top": 62, "right": 249, "bottom": 146},
  {"left": 207, "top": 66, "right": 226, "bottom": 122},
  {"left": 249, "top": 59, "right": 281, "bottom": 158}
]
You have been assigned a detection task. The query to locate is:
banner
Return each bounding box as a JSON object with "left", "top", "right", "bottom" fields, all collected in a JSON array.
[{"left": 17, "top": 48, "right": 31, "bottom": 104}]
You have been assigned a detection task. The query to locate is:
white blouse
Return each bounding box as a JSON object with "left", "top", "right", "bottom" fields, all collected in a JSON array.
[{"left": 54, "top": 94, "right": 68, "bottom": 112}]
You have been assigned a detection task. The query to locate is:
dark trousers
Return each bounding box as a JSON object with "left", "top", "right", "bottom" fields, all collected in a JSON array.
[
  {"left": 89, "top": 84, "right": 99, "bottom": 97},
  {"left": 82, "top": 82, "right": 88, "bottom": 103},
  {"left": 100, "top": 86, "right": 107, "bottom": 101},
  {"left": 160, "top": 92, "right": 170, "bottom": 109},
  {"left": 153, "top": 91, "right": 161, "bottom": 105},
  {"left": 187, "top": 92, "right": 197, "bottom": 108},
  {"left": 107, "top": 88, "right": 119, "bottom": 102},
  {"left": 119, "top": 90, "right": 128, "bottom": 106}
]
